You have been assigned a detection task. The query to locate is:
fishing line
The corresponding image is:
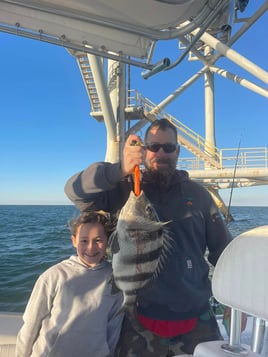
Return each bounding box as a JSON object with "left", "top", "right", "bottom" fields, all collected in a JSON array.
[{"left": 227, "top": 135, "right": 242, "bottom": 222}]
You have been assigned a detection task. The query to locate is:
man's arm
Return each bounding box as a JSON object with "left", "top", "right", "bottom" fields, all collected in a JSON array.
[
  {"left": 64, "top": 162, "right": 130, "bottom": 212},
  {"left": 64, "top": 134, "right": 144, "bottom": 211}
]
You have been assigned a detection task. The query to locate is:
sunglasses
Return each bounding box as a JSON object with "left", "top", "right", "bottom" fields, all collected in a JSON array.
[{"left": 145, "top": 143, "right": 177, "bottom": 153}]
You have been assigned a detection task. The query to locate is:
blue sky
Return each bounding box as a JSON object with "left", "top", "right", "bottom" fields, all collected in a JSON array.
[{"left": 0, "top": 2, "right": 267, "bottom": 206}]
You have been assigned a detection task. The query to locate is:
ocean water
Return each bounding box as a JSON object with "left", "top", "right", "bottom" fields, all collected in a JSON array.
[
  {"left": 0, "top": 205, "right": 267, "bottom": 313},
  {"left": 0, "top": 205, "right": 79, "bottom": 312}
]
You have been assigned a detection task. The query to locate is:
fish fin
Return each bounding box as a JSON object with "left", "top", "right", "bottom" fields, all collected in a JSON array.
[
  {"left": 108, "top": 230, "right": 120, "bottom": 254},
  {"left": 162, "top": 227, "right": 175, "bottom": 253},
  {"left": 153, "top": 227, "right": 175, "bottom": 278}
]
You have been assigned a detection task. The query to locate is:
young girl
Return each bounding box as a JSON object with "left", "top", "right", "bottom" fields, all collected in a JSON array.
[{"left": 16, "top": 211, "right": 123, "bottom": 357}]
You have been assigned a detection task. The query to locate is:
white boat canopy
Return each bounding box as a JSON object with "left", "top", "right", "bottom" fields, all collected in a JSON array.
[{"left": 0, "top": 0, "right": 241, "bottom": 68}]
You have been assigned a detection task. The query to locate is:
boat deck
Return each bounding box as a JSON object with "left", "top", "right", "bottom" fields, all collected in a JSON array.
[
  {"left": 0, "top": 311, "right": 257, "bottom": 357},
  {"left": 0, "top": 312, "right": 22, "bottom": 357}
]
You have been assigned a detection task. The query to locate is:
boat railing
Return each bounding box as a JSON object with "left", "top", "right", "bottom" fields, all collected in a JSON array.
[
  {"left": 178, "top": 147, "right": 268, "bottom": 171},
  {"left": 128, "top": 89, "right": 268, "bottom": 172},
  {"left": 128, "top": 89, "right": 223, "bottom": 168}
]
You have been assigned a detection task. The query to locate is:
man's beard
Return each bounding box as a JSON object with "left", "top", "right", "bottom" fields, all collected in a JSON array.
[{"left": 144, "top": 157, "right": 177, "bottom": 185}]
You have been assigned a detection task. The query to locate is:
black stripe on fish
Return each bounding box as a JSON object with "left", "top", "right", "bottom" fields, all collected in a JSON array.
[
  {"left": 114, "top": 272, "right": 153, "bottom": 282},
  {"left": 120, "top": 247, "right": 163, "bottom": 265},
  {"left": 128, "top": 229, "right": 173, "bottom": 249},
  {"left": 123, "top": 290, "right": 138, "bottom": 296},
  {"left": 127, "top": 230, "right": 161, "bottom": 242},
  {"left": 127, "top": 227, "right": 163, "bottom": 236}
]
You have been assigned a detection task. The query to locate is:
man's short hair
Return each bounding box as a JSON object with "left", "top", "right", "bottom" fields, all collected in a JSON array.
[{"left": 144, "top": 118, "right": 178, "bottom": 144}]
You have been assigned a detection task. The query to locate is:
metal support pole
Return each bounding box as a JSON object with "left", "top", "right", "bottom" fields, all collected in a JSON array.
[
  {"left": 209, "top": 66, "right": 268, "bottom": 99},
  {"left": 221, "top": 309, "right": 248, "bottom": 355},
  {"left": 252, "top": 318, "right": 266, "bottom": 354},
  {"left": 108, "top": 59, "right": 126, "bottom": 161},
  {"left": 197, "top": 30, "right": 268, "bottom": 85},
  {"left": 88, "top": 55, "right": 117, "bottom": 162},
  {"left": 204, "top": 57, "right": 216, "bottom": 161},
  {"left": 149, "top": 68, "right": 206, "bottom": 116},
  {"left": 261, "top": 320, "right": 268, "bottom": 356},
  {"left": 229, "top": 309, "right": 242, "bottom": 347}
]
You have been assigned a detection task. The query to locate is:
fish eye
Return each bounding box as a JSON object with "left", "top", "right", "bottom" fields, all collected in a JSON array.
[{"left": 145, "top": 204, "right": 153, "bottom": 216}]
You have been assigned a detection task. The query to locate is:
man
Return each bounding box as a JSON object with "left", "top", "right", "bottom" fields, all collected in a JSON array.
[{"left": 64, "top": 118, "right": 232, "bottom": 356}]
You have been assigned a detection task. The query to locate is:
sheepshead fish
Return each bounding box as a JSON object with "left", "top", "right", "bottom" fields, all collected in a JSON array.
[{"left": 109, "top": 190, "right": 172, "bottom": 316}]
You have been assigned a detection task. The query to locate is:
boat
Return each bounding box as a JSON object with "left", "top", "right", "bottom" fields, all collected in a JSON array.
[{"left": 0, "top": 1, "right": 268, "bottom": 355}]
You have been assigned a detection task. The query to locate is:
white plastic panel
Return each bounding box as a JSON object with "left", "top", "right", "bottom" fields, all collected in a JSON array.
[{"left": 212, "top": 225, "right": 268, "bottom": 319}]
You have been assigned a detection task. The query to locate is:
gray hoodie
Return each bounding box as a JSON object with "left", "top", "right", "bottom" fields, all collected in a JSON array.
[{"left": 16, "top": 256, "right": 124, "bottom": 357}]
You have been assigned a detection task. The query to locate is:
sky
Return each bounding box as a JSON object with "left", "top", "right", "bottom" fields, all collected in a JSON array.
[{"left": 0, "top": 2, "right": 267, "bottom": 207}]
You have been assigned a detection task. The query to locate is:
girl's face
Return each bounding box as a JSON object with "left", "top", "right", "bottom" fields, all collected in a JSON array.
[{"left": 72, "top": 222, "right": 108, "bottom": 267}]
